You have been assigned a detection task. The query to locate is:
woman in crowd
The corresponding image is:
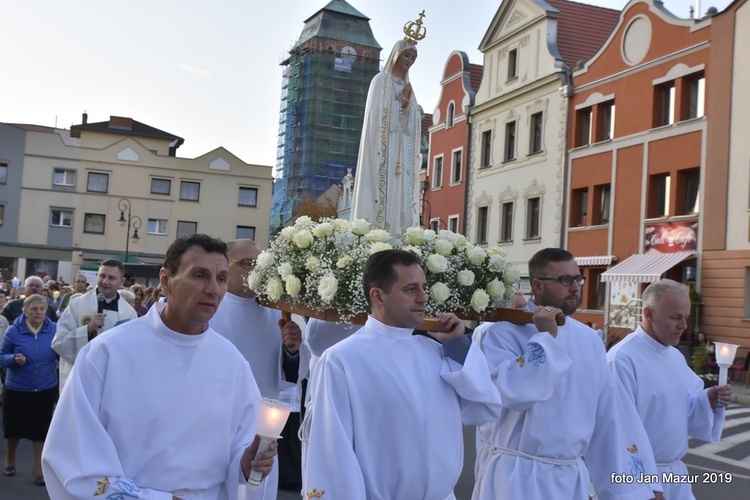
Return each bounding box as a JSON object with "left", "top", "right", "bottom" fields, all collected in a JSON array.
[
  {"left": 0, "top": 294, "right": 58, "bottom": 486},
  {"left": 129, "top": 284, "right": 149, "bottom": 317}
]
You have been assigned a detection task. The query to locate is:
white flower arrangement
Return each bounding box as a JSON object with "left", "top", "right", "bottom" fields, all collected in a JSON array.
[{"left": 247, "top": 217, "right": 521, "bottom": 322}]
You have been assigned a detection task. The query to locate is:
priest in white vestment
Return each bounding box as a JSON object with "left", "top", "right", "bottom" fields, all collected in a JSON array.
[
  {"left": 302, "top": 250, "right": 501, "bottom": 500},
  {"left": 608, "top": 279, "right": 731, "bottom": 500},
  {"left": 350, "top": 35, "right": 422, "bottom": 237},
  {"left": 472, "top": 248, "right": 661, "bottom": 500},
  {"left": 42, "top": 235, "right": 276, "bottom": 500}
]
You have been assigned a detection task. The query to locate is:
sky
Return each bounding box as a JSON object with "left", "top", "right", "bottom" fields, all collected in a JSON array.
[{"left": 1, "top": 0, "right": 730, "bottom": 168}]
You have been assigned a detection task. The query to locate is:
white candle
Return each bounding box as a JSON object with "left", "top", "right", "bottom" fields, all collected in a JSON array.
[
  {"left": 248, "top": 398, "right": 295, "bottom": 487},
  {"left": 713, "top": 342, "right": 739, "bottom": 386}
]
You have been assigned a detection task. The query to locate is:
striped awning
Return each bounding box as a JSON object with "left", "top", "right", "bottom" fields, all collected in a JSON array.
[
  {"left": 600, "top": 251, "right": 695, "bottom": 283},
  {"left": 575, "top": 255, "right": 617, "bottom": 267}
]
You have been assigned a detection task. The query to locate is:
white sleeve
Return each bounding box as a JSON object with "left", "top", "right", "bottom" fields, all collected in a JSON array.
[{"left": 51, "top": 297, "right": 90, "bottom": 364}]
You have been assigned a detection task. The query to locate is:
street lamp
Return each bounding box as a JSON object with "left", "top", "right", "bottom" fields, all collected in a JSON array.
[{"left": 117, "top": 198, "right": 141, "bottom": 264}]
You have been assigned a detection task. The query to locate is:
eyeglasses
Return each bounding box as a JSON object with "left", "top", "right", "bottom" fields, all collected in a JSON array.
[
  {"left": 229, "top": 259, "right": 256, "bottom": 270},
  {"left": 536, "top": 275, "right": 586, "bottom": 286}
]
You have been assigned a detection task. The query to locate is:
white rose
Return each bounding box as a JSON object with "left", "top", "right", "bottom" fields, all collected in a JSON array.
[
  {"left": 434, "top": 239, "right": 454, "bottom": 256},
  {"left": 437, "top": 230, "right": 459, "bottom": 244},
  {"left": 318, "top": 275, "right": 338, "bottom": 303},
  {"left": 332, "top": 218, "right": 350, "bottom": 230},
  {"left": 293, "top": 230, "right": 314, "bottom": 249},
  {"left": 402, "top": 245, "right": 422, "bottom": 256},
  {"left": 246, "top": 271, "right": 262, "bottom": 291},
  {"left": 294, "top": 215, "right": 314, "bottom": 228},
  {"left": 488, "top": 246, "right": 507, "bottom": 257},
  {"left": 470, "top": 288, "right": 491, "bottom": 312},
  {"left": 466, "top": 246, "right": 487, "bottom": 266},
  {"left": 336, "top": 254, "right": 354, "bottom": 268},
  {"left": 350, "top": 218, "right": 371, "bottom": 235},
  {"left": 430, "top": 282, "right": 451, "bottom": 304},
  {"left": 256, "top": 251, "right": 274, "bottom": 269},
  {"left": 426, "top": 254, "right": 449, "bottom": 274},
  {"left": 423, "top": 229, "right": 437, "bottom": 241},
  {"left": 266, "top": 278, "right": 284, "bottom": 302},
  {"left": 486, "top": 278, "right": 506, "bottom": 302},
  {"left": 503, "top": 266, "right": 521, "bottom": 286},
  {"left": 285, "top": 275, "right": 302, "bottom": 298},
  {"left": 277, "top": 262, "right": 293, "bottom": 280},
  {"left": 369, "top": 241, "right": 393, "bottom": 254},
  {"left": 457, "top": 270, "right": 475, "bottom": 286},
  {"left": 488, "top": 254, "right": 505, "bottom": 272},
  {"left": 305, "top": 256, "right": 321, "bottom": 272},
  {"left": 405, "top": 226, "right": 426, "bottom": 245},
  {"left": 366, "top": 229, "right": 391, "bottom": 243},
  {"left": 280, "top": 226, "right": 299, "bottom": 241},
  {"left": 312, "top": 222, "right": 334, "bottom": 238},
  {"left": 456, "top": 234, "right": 468, "bottom": 246}
]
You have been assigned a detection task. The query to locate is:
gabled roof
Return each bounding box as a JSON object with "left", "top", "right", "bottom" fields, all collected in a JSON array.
[
  {"left": 71, "top": 116, "right": 184, "bottom": 147},
  {"left": 544, "top": 0, "right": 620, "bottom": 68},
  {"left": 294, "top": 0, "right": 380, "bottom": 50}
]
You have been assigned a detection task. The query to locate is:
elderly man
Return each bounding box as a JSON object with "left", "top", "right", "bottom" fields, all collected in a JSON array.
[
  {"left": 209, "top": 239, "right": 304, "bottom": 496},
  {"left": 303, "top": 249, "right": 501, "bottom": 499},
  {"left": 608, "top": 279, "right": 731, "bottom": 499},
  {"left": 52, "top": 259, "right": 138, "bottom": 392},
  {"left": 57, "top": 274, "right": 88, "bottom": 315},
  {"left": 472, "top": 248, "right": 661, "bottom": 500},
  {"left": 1, "top": 277, "right": 57, "bottom": 324},
  {"left": 42, "top": 234, "right": 277, "bottom": 499}
]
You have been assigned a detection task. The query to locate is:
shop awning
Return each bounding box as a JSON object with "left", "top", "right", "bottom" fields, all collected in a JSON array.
[
  {"left": 575, "top": 255, "right": 617, "bottom": 267},
  {"left": 600, "top": 251, "right": 695, "bottom": 283}
]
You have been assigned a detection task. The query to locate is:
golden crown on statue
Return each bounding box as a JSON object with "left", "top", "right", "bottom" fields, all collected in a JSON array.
[{"left": 403, "top": 10, "right": 427, "bottom": 45}]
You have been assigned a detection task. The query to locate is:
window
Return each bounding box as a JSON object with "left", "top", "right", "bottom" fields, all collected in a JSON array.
[
  {"left": 656, "top": 83, "right": 675, "bottom": 127},
  {"left": 745, "top": 268, "right": 750, "bottom": 319},
  {"left": 448, "top": 215, "right": 459, "bottom": 233},
  {"left": 594, "top": 184, "right": 611, "bottom": 225},
  {"left": 53, "top": 168, "right": 75, "bottom": 186},
  {"left": 429, "top": 219, "right": 440, "bottom": 232},
  {"left": 500, "top": 201, "right": 513, "bottom": 242},
  {"left": 530, "top": 112, "right": 543, "bottom": 154},
  {"left": 50, "top": 209, "right": 73, "bottom": 227},
  {"left": 148, "top": 218, "right": 168, "bottom": 235},
  {"left": 481, "top": 131, "right": 492, "bottom": 168},
  {"left": 507, "top": 48, "right": 518, "bottom": 81},
  {"left": 687, "top": 75, "right": 705, "bottom": 119},
  {"left": 238, "top": 187, "right": 258, "bottom": 207},
  {"left": 678, "top": 168, "right": 700, "bottom": 215},
  {"left": 648, "top": 173, "right": 671, "bottom": 218},
  {"left": 451, "top": 150, "right": 462, "bottom": 184},
  {"left": 0, "top": 205, "right": 4, "bottom": 226},
  {"left": 87, "top": 172, "right": 109, "bottom": 193},
  {"left": 577, "top": 108, "right": 592, "bottom": 146},
  {"left": 176, "top": 221, "right": 197, "bottom": 238},
  {"left": 446, "top": 102, "right": 454, "bottom": 128},
  {"left": 83, "top": 213, "right": 105, "bottom": 234},
  {"left": 601, "top": 103, "right": 615, "bottom": 141},
  {"left": 151, "top": 178, "right": 171, "bottom": 195},
  {"left": 432, "top": 157, "right": 443, "bottom": 189},
  {"left": 504, "top": 121, "right": 516, "bottom": 161},
  {"left": 0, "top": 163, "right": 6, "bottom": 184},
  {"left": 585, "top": 269, "right": 607, "bottom": 310},
  {"left": 572, "top": 188, "right": 588, "bottom": 226},
  {"left": 180, "top": 181, "right": 200, "bottom": 201},
  {"left": 477, "top": 206, "right": 489, "bottom": 245},
  {"left": 526, "top": 197, "right": 541, "bottom": 239},
  {"left": 236, "top": 226, "right": 256, "bottom": 240}
]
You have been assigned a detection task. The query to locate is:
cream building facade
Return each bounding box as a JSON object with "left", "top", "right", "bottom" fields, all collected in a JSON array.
[{"left": 0, "top": 115, "right": 273, "bottom": 285}]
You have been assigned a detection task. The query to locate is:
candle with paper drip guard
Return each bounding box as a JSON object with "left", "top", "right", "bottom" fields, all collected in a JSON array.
[
  {"left": 248, "top": 397, "right": 295, "bottom": 487},
  {"left": 713, "top": 341, "right": 740, "bottom": 386}
]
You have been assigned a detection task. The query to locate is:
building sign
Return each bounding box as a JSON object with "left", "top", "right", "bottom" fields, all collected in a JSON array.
[{"left": 644, "top": 221, "right": 698, "bottom": 254}]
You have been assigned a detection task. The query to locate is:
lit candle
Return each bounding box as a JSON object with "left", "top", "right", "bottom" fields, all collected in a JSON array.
[
  {"left": 11, "top": 277, "right": 21, "bottom": 288},
  {"left": 713, "top": 342, "right": 739, "bottom": 386},
  {"left": 248, "top": 397, "right": 295, "bottom": 487}
]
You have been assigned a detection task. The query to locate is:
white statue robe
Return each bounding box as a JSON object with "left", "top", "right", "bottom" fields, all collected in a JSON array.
[
  {"left": 52, "top": 287, "right": 138, "bottom": 392},
  {"left": 608, "top": 327, "right": 725, "bottom": 500},
  {"left": 42, "top": 303, "right": 265, "bottom": 500},
  {"left": 350, "top": 40, "right": 421, "bottom": 237},
  {"left": 472, "top": 302, "right": 660, "bottom": 500},
  {"left": 302, "top": 316, "right": 501, "bottom": 500}
]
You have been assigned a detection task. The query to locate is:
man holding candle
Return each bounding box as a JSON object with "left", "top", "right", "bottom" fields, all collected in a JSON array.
[
  {"left": 303, "top": 249, "right": 502, "bottom": 499},
  {"left": 42, "top": 235, "right": 277, "bottom": 500},
  {"left": 472, "top": 248, "right": 661, "bottom": 500},
  {"left": 608, "top": 279, "right": 731, "bottom": 499}
]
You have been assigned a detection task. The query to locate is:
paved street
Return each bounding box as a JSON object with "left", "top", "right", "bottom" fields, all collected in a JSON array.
[{"left": 4, "top": 402, "right": 750, "bottom": 499}]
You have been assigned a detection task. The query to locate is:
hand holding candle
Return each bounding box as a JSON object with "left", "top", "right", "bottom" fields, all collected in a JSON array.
[
  {"left": 713, "top": 341, "right": 739, "bottom": 386},
  {"left": 246, "top": 397, "right": 295, "bottom": 487}
]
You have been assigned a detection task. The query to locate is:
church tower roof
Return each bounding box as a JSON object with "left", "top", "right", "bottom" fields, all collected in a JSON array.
[{"left": 294, "top": 0, "right": 381, "bottom": 50}]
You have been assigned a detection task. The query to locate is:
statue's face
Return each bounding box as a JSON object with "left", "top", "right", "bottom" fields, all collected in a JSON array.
[{"left": 395, "top": 49, "right": 417, "bottom": 73}]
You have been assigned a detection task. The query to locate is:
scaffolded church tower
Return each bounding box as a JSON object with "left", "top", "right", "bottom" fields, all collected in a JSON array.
[{"left": 270, "top": 0, "right": 381, "bottom": 229}]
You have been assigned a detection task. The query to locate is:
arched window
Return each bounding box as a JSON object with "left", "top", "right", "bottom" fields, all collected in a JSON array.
[{"left": 446, "top": 102, "right": 455, "bottom": 128}]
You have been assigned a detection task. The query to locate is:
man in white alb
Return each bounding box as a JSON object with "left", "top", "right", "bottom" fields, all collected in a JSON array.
[
  {"left": 608, "top": 279, "right": 731, "bottom": 499},
  {"left": 42, "top": 235, "right": 277, "bottom": 499},
  {"left": 303, "top": 249, "right": 501, "bottom": 499}
]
